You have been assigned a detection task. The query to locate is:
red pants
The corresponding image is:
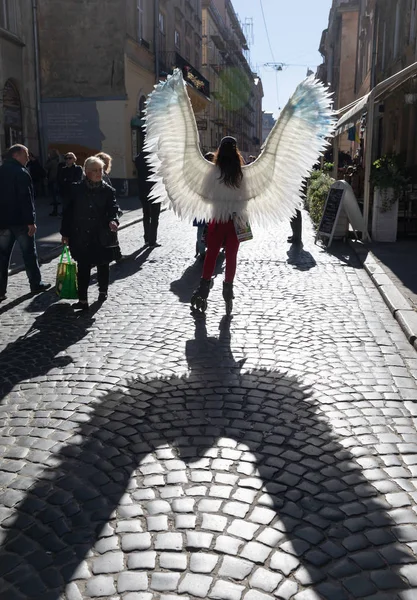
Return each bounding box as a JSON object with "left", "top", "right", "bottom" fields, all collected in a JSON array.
[{"left": 202, "top": 220, "right": 239, "bottom": 283}]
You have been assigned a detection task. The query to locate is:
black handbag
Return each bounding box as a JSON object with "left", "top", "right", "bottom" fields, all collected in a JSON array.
[{"left": 99, "top": 227, "right": 119, "bottom": 248}]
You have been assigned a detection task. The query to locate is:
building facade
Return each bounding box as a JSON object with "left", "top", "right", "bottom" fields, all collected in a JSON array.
[
  {"left": 37, "top": 0, "right": 209, "bottom": 194},
  {"left": 319, "top": 0, "right": 360, "bottom": 110},
  {"left": 262, "top": 111, "right": 275, "bottom": 144},
  {"left": 200, "top": 0, "right": 263, "bottom": 159},
  {"left": 36, "top": 0, "right": 262, "bottom": 191},
  {"left": 0, "top": 0, "right": 39, "bottom": 158},
  {"left": 318, "top": 0, "right": 360, "bottom": 156},
  {"left": 319, "top": 0, "right": 417, "bottom": 238}
]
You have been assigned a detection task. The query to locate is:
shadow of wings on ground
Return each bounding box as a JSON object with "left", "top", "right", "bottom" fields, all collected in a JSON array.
[{"left": 0, "top": 318, "right": 415, "bottom": 599}]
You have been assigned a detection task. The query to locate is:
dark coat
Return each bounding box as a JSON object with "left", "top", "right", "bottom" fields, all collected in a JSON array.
[
  {"left": 134, "top": 152, "right": 154, "bottom": 202},
  {"left": 58, "top": 164, "right": 83, "bottom": 200},
  {"left": 27, "top": 158, "right": 46, "bottom": 183},
  {"left": 60, "top": 180, "right": 120, "bottom": 265},
  {"left": 102, "top": 172, "right": 112, "bottom": 187},
  {"left": 0, "top": 159, "right": 35, "bottom": 228},
  {"left": 45, "top": 155, "right": 62, "bottom": 183}
]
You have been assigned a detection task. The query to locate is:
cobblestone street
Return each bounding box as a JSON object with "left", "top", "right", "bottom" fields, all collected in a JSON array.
[{"left": 2, "top": 211, "right": 417, "bottom": 600}]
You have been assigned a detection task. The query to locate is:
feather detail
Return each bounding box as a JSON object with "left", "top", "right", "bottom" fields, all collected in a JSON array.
[{"left": 144, "top": 69, "right": 335, "bottom": 225}]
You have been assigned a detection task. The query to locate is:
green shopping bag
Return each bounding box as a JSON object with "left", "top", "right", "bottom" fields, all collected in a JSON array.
[{"left": 56, "top": 246, "right": 78, "bottom": 299}]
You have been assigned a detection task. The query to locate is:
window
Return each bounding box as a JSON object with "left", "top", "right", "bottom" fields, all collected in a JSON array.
[
  {"left": 185, "top": 40, "right": 190, "bottom": 59},
  {"left": 0, "top": 0, "right": 17, "bottom": 33},
  {"left": 393, "top": 1, "right": 402, "bottom": 58},
  {"left": 410, "top": 0, "right": 417, "bottom": 44},
  {"left": 137, "top": 0, "right": 144, "bottom": 41},
  {"left": 159, "top": 12, "right": 165, "bottom": 33},
  {"left": 175, "top": 30, "right": 181, "bottom": 49},
  {"left": 381, "top": 22, "right": 386, "bottom": 70}
]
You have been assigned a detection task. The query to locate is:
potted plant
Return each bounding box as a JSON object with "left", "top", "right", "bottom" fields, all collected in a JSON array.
[{"left": 370, "top": 153, "right": 409, "bottom": 241}]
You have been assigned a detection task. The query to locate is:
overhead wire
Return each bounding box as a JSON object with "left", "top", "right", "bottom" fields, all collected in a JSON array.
[{"left": 259, "top": 0, "right": 280, "bottom": 112}]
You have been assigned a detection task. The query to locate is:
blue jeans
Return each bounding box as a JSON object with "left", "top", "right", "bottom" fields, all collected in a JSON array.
[
  {"left": 196, "top": 224, "right": 206, "bottom": 255},
  {"left": 0, "top": 227, "right": 42, "bottom": 294}
]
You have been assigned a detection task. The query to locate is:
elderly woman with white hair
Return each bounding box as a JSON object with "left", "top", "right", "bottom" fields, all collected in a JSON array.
[{"left": 60, "top": 156, "right": 120, "bottom": 310}]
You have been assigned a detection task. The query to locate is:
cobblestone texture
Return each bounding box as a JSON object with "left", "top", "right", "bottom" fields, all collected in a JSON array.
[{"left": 1, "top": 211, "right": 417, "bottom": 598}]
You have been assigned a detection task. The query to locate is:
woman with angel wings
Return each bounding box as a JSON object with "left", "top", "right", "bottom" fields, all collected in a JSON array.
[{"left": 144, "top": 68, "right": 334, "bottom": 313}]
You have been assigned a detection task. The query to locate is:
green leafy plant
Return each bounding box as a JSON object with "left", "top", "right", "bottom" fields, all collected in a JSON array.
[
  {"left": 323, "top": 162, "right": 334, "bottom": 172},
  {"left": 306, "top": 171, "right": 335, "bottom": 227},
  {"left": 370, "top": 153, "right": 409, "bottom": 212}
]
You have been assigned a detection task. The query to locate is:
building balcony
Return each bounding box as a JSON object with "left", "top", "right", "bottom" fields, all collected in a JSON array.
[
  {"left": 211, "top": 33, "right": 227, "bottom": 52},
  {"left": 158, "top": 51, "right": 210, "bottom": 99},
  {"left": 203, "top": 0, "right": 229, "bottom": 41},
  {"left": 158, "top": 51, "right": 211, "bottom": 114}
]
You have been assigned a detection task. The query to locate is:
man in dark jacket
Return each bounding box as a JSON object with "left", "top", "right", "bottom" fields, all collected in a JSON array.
[
  {"left": 58, "top": 152, "right": 83, "bottom": 208},
  {"left": 135, "top": 150, "right": 161, "bottom": 247},
  {"left": 0, "top": 144, "right": 50, "bottom": 301}
]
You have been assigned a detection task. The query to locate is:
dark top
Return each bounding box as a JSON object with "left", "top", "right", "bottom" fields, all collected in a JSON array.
[
  {"left": 58, "top": 164, "right": 83, "bottom": 199},
  {"left": 0, "top": 158, "right": 35, "bottom": 228},
  {"left": 27, "top": 158, "right": 45, "bottom": 183},
  {"left": 45, "top": 156, "right": 62, "bottom": 183},
  {"left": 102, "top": 173, "right": 112, "bottom": 187},
  {"left": 60, "top": 180, "right": 120, "bottom": 264},
  {"left": 134, "top": 152, "right": 154, "bottom": 201}
]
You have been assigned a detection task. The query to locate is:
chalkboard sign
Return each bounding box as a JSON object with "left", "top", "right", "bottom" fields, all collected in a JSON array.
[
  {"left": 315, "top": 185, "right": 345, "bottom": 247},
  {"left": 315, "top": 180, "right": 371, "bottom": 248},
  {"left": 319, "top": 188, "right": 343, "bottom": 234}
]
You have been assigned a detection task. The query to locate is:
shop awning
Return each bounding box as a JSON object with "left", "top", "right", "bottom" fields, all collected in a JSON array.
[
  {"left": 335, "top": 93, "right": 370, "bottom": 135},
  {"left": 335, "top": 61, "right": 417, "bottom": 138}
]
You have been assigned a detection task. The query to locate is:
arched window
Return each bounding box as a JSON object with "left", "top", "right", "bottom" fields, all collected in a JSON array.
[{"left": 3, "top": 80, "right": 23, "bottom": 147}]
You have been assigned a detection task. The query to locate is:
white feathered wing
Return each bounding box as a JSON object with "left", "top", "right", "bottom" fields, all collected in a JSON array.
[{"left": 144, "top": 68, "right": 335, "bottom": 226}]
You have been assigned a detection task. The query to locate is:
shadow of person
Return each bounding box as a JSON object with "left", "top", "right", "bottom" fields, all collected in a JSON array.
[
  {"left": 109, "top": 245, "right": 155, "bottom": 283},
  {"left": 0, "top": 292, "right": 34, "bottom": 316},
  {"left": 0, "top": 317, "right": 415, "bottom": 598},
  {"left": 0, "top": 303, "right": 98, "bottom": 404},
  {"left": 170, "top": 253, "right": 225, "bottom": 303},
  {"left": 286, "top": 243, "right": 317, "bottom": 271}
]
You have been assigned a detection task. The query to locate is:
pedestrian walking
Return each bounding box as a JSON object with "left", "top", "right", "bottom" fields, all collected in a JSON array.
[
  {"left": 27, "top": 152, "right": 46, "bottom": 198},
  {"left": 96, "top": 152, "right": 124, "bottom": 261},
  {"left": 190, "top": 138, "right": 243, "bottom": 311},
  {"left": 144, "top": 69, "right": 334, "bottom": 313},
  {"left": 288, "top": 209, "right": 302, "bottom": 244},
  {"left": 135, "top": 150, "right": 160, "bottom": 247},
  {"left": 287, "top": 179, "right": 307, "bottom": 244},
  {"left": 193, "top": 151, "right": 215, "bottom": 260},
  {"left": 95, "top": 152, "right": 113, "bottom": 187},
  {"left": 45, "top": 149, "right": 63, "bottom": 216},
  {"left": 0, "top": 144, "right": 51, "bottom": 301},
  {"left": 58, "top": 152, "right": 83, "bottom": 208},
  {"left": 60, "top": 156, "right": 120, "bottom": 310}
]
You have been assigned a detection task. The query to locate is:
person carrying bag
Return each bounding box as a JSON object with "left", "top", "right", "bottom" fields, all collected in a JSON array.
[{"left": 56, "top": 245, "right": 78, "bottom": 299}]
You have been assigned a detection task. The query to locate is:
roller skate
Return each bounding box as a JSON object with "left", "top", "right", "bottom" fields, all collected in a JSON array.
[
  {"left": 191, "top": 278, "right": 211, "bottom": 313},
  {"left": 223, "top": 281, "right": 234, "bottom": 315}
]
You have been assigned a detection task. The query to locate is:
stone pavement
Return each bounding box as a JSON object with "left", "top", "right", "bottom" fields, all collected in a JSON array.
[
  {"left": 2, "top": 211, "right": 417, "bottom": 599},
  {"left": 358, "top": 240, "right": 417, "bottom": 310},
  {"left": 350, "top": 239, "right": 417, "bottom": 351}
]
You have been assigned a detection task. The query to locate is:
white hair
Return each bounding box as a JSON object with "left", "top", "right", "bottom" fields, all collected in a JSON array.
[{"left": 84, "top": 156, "right": 105, "bottom": 172}]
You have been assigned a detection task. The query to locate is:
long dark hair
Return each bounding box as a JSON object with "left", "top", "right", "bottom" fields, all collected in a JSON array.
[{"left": 214, "top": 137, "right": 244, "bottom": 188}]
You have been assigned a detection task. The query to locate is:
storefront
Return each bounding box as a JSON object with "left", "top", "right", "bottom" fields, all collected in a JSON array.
[{"left": 334, "top": 61, "right": 417, "bottom": 242}]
